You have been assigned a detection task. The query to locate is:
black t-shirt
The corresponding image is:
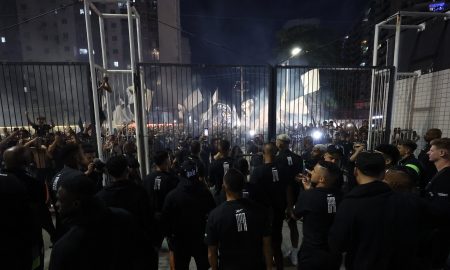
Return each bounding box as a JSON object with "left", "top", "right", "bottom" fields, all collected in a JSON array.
[
  {"left": 32, "top": 124, "right": 52, "bottom": 137},
  {"left": 205, "top": 198, "right": 270, "bottom": 270},
  {"left": 426, "top": 166, "right": 450, "bottom": 225},
  {"left": 275, "top": 149, "right": 303, "bottom": 183},
  {"left": 209, "top": 157, "right": 234, "bottom": 193},
  {"left": 249, "top": 163, "right": 287, "bottom": 211},
  {"left": 143, "top": 171, "right": 179, "bottom": 213},
  {"left": 162, "top": 178, "right": 216, "bottom": 247},
  {"left": 294, "top": 187, "right": 342, "bottom": 250}
]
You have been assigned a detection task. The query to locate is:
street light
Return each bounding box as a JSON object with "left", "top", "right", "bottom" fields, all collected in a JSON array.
[{"left": 291, "top": 47, "right": 302, "bottom": 57}]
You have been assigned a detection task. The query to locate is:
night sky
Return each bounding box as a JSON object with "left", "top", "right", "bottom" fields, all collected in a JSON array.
[{"left": 180, "top": 0, "right": 371, "bottom": 65}]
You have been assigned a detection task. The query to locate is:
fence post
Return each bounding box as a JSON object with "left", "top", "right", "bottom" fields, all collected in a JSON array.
[
  {"left": 384, "top": 67, "right": 396, "bottom": 144},
  {"left": 268, "top": 66, "right": 277, "bottom": 141}
]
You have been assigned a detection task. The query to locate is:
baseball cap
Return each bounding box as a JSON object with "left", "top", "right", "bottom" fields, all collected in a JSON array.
[
  {"left": 180, "top": 159, "right": 198, "bottom": 180},
  {"left": 276, "top": 134, "right": 291, "bottom": 143}
]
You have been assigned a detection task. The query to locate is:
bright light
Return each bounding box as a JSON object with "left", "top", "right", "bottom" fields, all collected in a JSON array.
[
  {"left": 312, "top": 131, "right": 322, "bottom": 140},
  {"left": 1, "top": 37, "right": 5, "bottom": 43},
  {"left": 174, "top": 120, "right": 177, "bottom": 124},
  {"left": 291, "top": 47, "right": 302, "bottom": 57},
  {"left": 113, "top": 61, "right": 119, "bottom": 67},
  {"left": 249, "top": 130, "right": 256, "bottom": 137},
  {"left": 346, "top": 123, "right": 353, "bottom": 128},
  {"left": 79, "top": 9, "right": 84, "bottom": 15},
  {"left": 79, "top": 48, "right": 88, "bottom": 55},
  {"left": 372, "top": 115, "right": 383, "bottom": 119}
]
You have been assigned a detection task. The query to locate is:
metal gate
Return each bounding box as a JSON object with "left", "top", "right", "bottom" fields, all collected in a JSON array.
[
  {"left": 0, "top": 62, "right": 395, "bottom": 170},
  {"left": 274, "top": 66, "right": 394, "bottom": 151},
  {"left": 138, "top": 64, "right": 271, "bottom": 152},
  {"left": 0, "top": 62, "right": 93, "bottom": 132}
]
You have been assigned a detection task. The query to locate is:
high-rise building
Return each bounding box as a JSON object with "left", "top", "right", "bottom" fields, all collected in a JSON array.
[{"left": 0, "top": 0, "right": 190, "bottom": 65}]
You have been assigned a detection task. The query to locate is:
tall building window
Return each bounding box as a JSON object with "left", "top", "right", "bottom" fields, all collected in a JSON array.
[
  {"left": 63, "top": 32, "right": 69, "bottom": 41},
  {"left": 1, "top": 37, "right": 5, "bottom": 43},
  {"left": 80, "top": 9, "right": 85, "bottom": 15},
  {"left": 113, "top": 61, "right": 119, "bottom": 67},
  {"left": 79, "top": 48, "right": 88, "bottom": 55}
]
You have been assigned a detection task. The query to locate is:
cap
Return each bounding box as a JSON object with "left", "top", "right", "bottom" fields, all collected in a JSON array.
[
  {"left": 276, "top": 134, "right": 291, "bottom": 143},
  {"left": 180, "top": 159, "right": 198, "bottom": 180},
  {"left": 355, "top": 152, "right": 385, "bottom": 176}
]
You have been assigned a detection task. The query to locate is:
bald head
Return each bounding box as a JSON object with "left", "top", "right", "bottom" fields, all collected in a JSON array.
[{"left": 3, "top": 146, "right": 30, "bottom": 170}]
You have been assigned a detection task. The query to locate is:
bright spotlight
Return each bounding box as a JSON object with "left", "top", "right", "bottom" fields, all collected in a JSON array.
[
  {"left": 249, "top": 130, "right": 256, "bottom": 137},
  {"left": 312, "top": 131, "right": 322, "bottom": 140},
  {"left": 291, "top": 47, "right": 302, "bottom": 57}
]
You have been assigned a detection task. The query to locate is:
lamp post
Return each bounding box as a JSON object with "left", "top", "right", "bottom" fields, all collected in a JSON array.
[{"left": 281, "top": 47, "right": 302, "bottom": 128}]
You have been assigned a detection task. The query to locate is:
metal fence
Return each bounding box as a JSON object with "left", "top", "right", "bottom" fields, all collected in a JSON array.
[
  {"left": 138, "top": 64, "right": 271, "bottom": 152},
  {"left": 0, "top": 63, "right": 93, "bottom": 131},
  {"left": 275, "top": 66, "right": 395, "bottom": 151},
  {"left": 0, "top": 62, "right": 395, "bottom": 162}
]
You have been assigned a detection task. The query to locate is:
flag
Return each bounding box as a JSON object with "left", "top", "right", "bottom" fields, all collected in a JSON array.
[
  {"left": 183, "top": 89, "right": 203, "bottom": 111},
  {"left": 301, "top": 69, "right": 320, "bottom": 95},
  {"left": 212, "top": 89, "right": 219, "bottom": 105}
]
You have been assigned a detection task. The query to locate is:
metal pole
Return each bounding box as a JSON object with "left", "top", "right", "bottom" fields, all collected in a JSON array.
[
  {"left": 127, "top": 0, "right": 144, "bottom": 176},
  {"left": 367, "top": 23, "right": 380, "bottom": 149},
  {"left": 84, "top": 0, "right": 104, "bottom": 159},
  {"left": 135, "top": 11, "right": 151, "bottom": 174},
  {"left": 99, "top": 16, "right": 113, "bottom": 136},
  {"left": 393, "top": 15, "right": 402, "bottom": 69}
]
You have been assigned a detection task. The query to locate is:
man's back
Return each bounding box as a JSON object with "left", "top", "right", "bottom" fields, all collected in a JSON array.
[
  {"left": 249, "top": 163, "right": 288, "bottom": 211},
  {"left": 209, "top": 157, "right": 234, "bottom": 192},
  {"left": 143, "top": 170, "right": 179, "bottom": 213},
  {"left": 162, "top": 178, "right": 215, "bottom": 243},
  {"left": 329, "top": 181, "right": 423, "bottom": 270},
  {"left": 96, "top": 180, "right": 153, "bottom": 232},
  {"left": 50, "top": 207, "right": 150, "bottom": 270},
  {"left": 205, "top": 198, "right": 270, "bottom": 269}
]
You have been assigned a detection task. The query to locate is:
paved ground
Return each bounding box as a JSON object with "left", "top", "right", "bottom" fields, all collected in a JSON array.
[{"left": 43, "top": 221, "right": 300, "bottom": 270}]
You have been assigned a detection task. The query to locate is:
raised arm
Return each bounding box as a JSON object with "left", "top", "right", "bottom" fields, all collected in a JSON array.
[{"left": 25, "top": 111, "right": 36, "bottom": 126}]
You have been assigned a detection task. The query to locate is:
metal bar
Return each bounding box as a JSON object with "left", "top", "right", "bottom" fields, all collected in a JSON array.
[
  {"left": 268, "top": 66, "right": 277, "bottom": 140},
  {"left": 367, "top": 23, "right": 381, "bottom": 148},
  {"left": 393, "top": 15, "right": 402, "bottom": 69},
  {"left": 379, "top": 25, "right": 423, "bottom": 30},
  {"left": 385, "top": 68, "right": 396, "bottom": 143},
  {"left": 135, "top": 11, "right": 150, "bottom": 173},
  {"left": 89, "top": 2, "right": 102, "bottom": 17},
  {"left": 127, "top": 0, "right": 144, "bottom": 176},
  {"left": 84, "top": 0, "right": 104, "bottom": 159},
  {"left": 106, "top": 69, "right": 133, "bottom": 73},
  {"left": 399, "top": 10, "right": 450, "bottom": 18},
  {"left": 397, "top": 72, "right": 419, "bottom": 77},
  {"left": 102, "top": 14, "right": 135, "bottom": 18},
  {"left": 99, "top": 16, "right": 113, "bottom": 136}
]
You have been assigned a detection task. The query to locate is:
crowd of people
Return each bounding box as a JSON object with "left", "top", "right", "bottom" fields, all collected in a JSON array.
[{"left": 1, "top": 113, "right": 450, "bottom": 270}]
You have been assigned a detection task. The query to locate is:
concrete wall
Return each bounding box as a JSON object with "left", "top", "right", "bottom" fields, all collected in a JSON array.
[{"left": 391, "top": 68, "right": 450, "bottom": 150}]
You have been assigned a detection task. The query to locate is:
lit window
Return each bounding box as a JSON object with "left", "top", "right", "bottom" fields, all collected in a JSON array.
[
  {"left": 1, "top": 37, "right": 5, "bottom": 43},
  {"left": 80, "top": 9, "right": 84, "bottom": 14},
  {"left": 360, "top": 62, "right": 366, "bottom": 67},
  {"left": 79, "top": 48, "right": 88, "bottom": 55},
  {"left": 113, "top": 61, "right": 119, "bottom": 67}
]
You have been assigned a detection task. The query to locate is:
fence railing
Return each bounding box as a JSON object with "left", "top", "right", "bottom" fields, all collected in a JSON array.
[{"left": 0, "top": 62, "right": 395, "bottom": 171}]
